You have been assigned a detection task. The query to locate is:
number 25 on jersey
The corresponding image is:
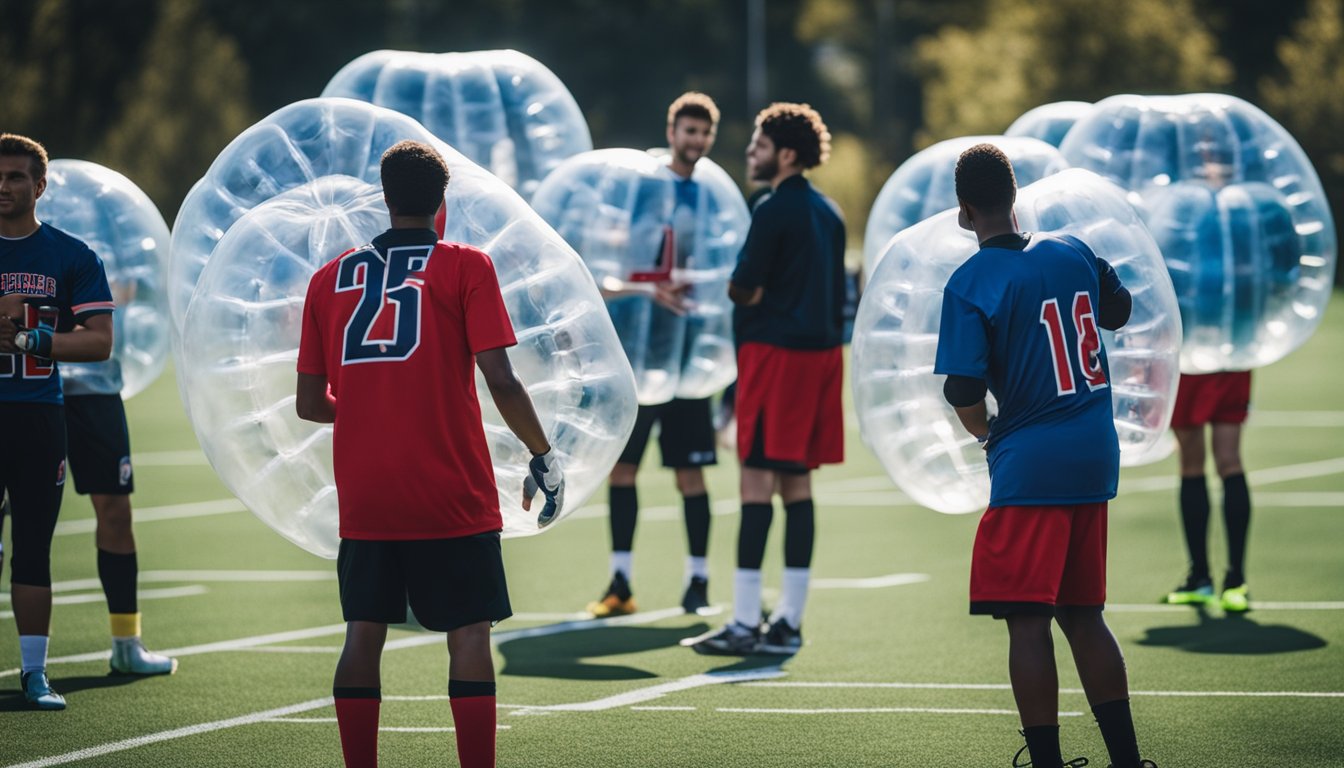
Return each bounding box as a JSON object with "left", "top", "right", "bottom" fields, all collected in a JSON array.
[
  {"left": 1040, "top": 291, "right": 1107, "bottom": 396},
  {"left": 337, "top": 246, "right": 429, "bottom": 364}
]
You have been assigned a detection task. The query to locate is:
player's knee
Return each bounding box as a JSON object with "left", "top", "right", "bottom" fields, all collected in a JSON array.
[
  {"left": 609, "top": 463, "right": 638, "bottom": 487},
  {"left": 674, "top": 468, "right": 706, "bottom": 496},
  {"left": 447, "top": 622, "right": 492, "bottom": 657}
]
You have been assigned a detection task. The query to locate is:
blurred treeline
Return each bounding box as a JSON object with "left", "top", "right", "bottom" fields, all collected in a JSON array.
[{"left": 2, "top": 0, "right": 1341, "bottom": 269}]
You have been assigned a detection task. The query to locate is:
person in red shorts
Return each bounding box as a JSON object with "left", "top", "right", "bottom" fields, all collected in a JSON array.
[
  {"left": 1161, "top": 370, "right": 1253, "bottom": 612},
  {"left": 296, "top": 140, "right": 563, "bottom": 768},
  {"left": 934, "top": 144, "right": 1156, "bottom": 768},
  {"left": 684, "top": 103, "right": 845, "bottom": 657}
]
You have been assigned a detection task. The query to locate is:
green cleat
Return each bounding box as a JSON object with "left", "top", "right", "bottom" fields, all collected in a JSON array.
[
  {"left": 1160, "top": 576, "right": 1215, "bottom": 605},
  {"left": 1220, "top": 584, "right": 1251, "bottom": 613}
]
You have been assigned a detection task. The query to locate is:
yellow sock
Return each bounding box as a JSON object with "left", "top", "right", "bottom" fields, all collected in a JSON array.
[{"left": 110, "top": 612, "right": 141, "bottom": 639}]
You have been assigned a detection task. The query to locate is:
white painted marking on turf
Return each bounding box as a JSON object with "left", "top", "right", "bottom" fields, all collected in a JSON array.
[
  {"left": 1106, "top": 601, "right": 1344, "bottom": 612},
  {"left": 630, "top": 706, "right": 697, "bottom": 711},
  {"left": 1254, "top": 492, "right": 1344, "bottom": 507},
  {"left": 510, "top": 667, "right": 786, "bottom": 713},
  {"left": 746, "top": 681, "right": 1344, "bottom": 699},
  {"left": 811, "top": 573, "right": 931, "bottom": 590},
  {"left": 40, "top": 570, "right": 335, "bottom": 593},
  {"left": 53, "top": 499, "right": 247, "bottom": 536},
  {"left": 1, "top": 697, "right": 333, "bottom": 768},
  {"left": 1123, "top": 456, "right": 1344, "bottom": 494},
  {"left": 717, "top": 706, "right": 1083, "bottom": 717},
  {"left": 261, "top": 717, "right": 511, "bottom": 733},
  {"left": 0, "top": 623, "right": 349, "bottom": 679},
  {"left": 0, "top": 586, "right": 205, "bottom": 618},
  {"left": 1250, "top": 410, "right": 1344, "bottom": 428},
  {"left": 239, "top": 646, "right": 341, "bottom": 654},
  {"left": 130, "top": 449, "right": 210, "bottom": 466}
]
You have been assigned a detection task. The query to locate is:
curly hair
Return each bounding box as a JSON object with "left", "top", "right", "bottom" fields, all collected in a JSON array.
[
  {"left": 380, "top": 140, "right": 450, "bottom": 217},
  {"left": 954, "top": 143, "right": 1017, "bottom": 214},
  {"left": 754, "top": 103, "right": 831, "bottom": 169},
  {"left": 0, "top": 133, "right": 49, "bottom": 178},
  {"left": 667, "top": 91, "right": 720, "bottom": 129}
]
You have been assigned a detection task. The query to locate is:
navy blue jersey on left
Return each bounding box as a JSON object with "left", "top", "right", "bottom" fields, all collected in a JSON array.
[
  {"left": 934, "top": 233, "right": 1124, "bottom": 506},
  {"left": 0, "top": 223, "right": 114, "bottom": 404}
]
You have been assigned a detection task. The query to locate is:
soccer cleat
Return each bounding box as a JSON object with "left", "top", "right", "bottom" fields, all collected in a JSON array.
[
  {"left": 1220, "top": 584, "right": 1251, "bottom": 613},
  {"left": 586, "top": 571, "right": 636, "bottom": 618},
  {"left": 21, "top": 670, "right": 67, "bottom": 710},
  {"left": 1160, "top": 575, "right": 1215, "bottom": 605},
  {"left": 1012, "top": 733, "right": 1089, "bottom": 767},
  {"left": 681, "top": 576, "right": 710, "bottom": 614},
  {"left": 1106, "top": 762, "right": 1158, "bottom": 768},
  {"left": 682, "top": 621, "right": 760, "bottom": 656},
  {"left": 758, "top": 618, "right": 803, "bottom": 655},
  {"left": 110, "top": 638, "right": 178, "bottom": 676}
]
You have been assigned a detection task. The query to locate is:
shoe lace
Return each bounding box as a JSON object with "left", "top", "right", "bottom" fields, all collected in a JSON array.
[{"left": 1011, "top": 739, "right": 1089, "bottom": 767}]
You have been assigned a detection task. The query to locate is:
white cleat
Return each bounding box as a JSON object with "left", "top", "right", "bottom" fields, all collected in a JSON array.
[
  {"left": 110, "top": 638, "right": 178, "bottom": 676},
  {"left": 22, "top": 669, "right": 67, "bottom": 710}
]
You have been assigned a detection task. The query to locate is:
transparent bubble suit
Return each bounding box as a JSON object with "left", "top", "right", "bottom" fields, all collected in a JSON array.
[
  {"left": 863, "top": 136, "right": 1069, "bottom": 279},
  {"left": 531, "top": 148, "right": 749, "bottom": 404},
  {"left": 1060, "top": 93, "right": 1336, "bottom": 373},
  {"left": 36, "top": 159, "right": 171, "bottom": 399},
  {"left": 176, "top": 107, "right": 636, "bottom": 558},
  {"left": 1004, "top": 101, "right": 1093, "bottom": 148},
  {"left": 852, "top": 169, "right": 1182, "bottom": 514},
  {"left": 323, "top": 49, "right": 593, "bottom": 200}
]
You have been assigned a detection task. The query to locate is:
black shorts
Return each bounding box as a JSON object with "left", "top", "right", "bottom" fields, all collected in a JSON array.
[
  {"left": 65, "top": 393, "right": 134, "bottom": 495},
  {"left": 337, "top": 532, "right": 512, "bottom": 632},
  {"left": 617, "top": 398, "right": 717, "bottom": 469},
  {"left": 0, "top": 403, "right": 66, "bottom": 587}
]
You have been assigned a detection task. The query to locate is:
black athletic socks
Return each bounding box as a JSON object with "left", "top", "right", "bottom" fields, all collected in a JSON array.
[
  {"left": 737, "top": 503, "right": 773, "bottom": 570},
  {"left": 783, "top": 499, "right": 815, "bottom": 569},
  {"left": 1092, "top": 698, "right": 1142, "bottom": 768},
  {"left": 97, "top": 549, "right": 139, "bottom": 614},
  {"left": 683, "top": 493, "right": 711, "bottom": 558},
  {"left": 1222, "top": 473, "right": 1251, "bottom": 587},
  {"left": 1178, "top": 476, "right": 1211, "bottom": 580},
  {"left": 1022, "top": 724, "right": 1064, "bottom": 768},
  {"left": 609, "top": 485, "right": 638, "bottom": 553}
]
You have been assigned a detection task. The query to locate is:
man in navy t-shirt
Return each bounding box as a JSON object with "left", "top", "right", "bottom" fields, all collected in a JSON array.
[
  {"left": 1, "top": 133, "right": 115, "bottom": 711},
  {"left": 934, "top": 144, "right": 1156, "bottom": 768}
]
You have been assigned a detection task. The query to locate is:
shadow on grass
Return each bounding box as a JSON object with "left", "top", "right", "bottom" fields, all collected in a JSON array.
[
  {"left": 1136, "top": 607, "right": 1327, "bottom": 654},
  {"left": 0, "top": 672, "right": 142, "bottom": 711},
  {"left": 499, "top": 622, "right": 713, "bottom": 680}
]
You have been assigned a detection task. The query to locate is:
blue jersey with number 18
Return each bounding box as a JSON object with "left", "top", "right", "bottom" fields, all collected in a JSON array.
[{"left": 934, "top": 232, "right": 1122, "bottom": 506}]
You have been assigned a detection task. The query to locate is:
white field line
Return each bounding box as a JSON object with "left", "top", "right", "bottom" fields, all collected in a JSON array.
[
  {"left": 130, "top": 449, "right": 210, "bottom": 466},
  {"left": 508, "top": 667, "right": 786, "bottom": 713},
  {"left": 1250, "top": 410, "right": 1344, "bottom": 428},
  {"left": 1254, "top": 492, "right": 1344, "bottom": 507},
  {"left": 261, "top": 717, "right": 512, "bottom": 733},
  {"left": 746, "top": 681, "right": 1344, "bottom": 699},
  {"left": 630, "top": 706, "right": 697, "bottom": 711},
  {"left": 1122, "top": 456, "right": 1344, "bottom": 494},
  {"left": 717, "top": 706, "right": 1082, "bottom": 717},
  {"left": 0, "top": 586, "right": 205, "bottom": 618},
  {"left": 1106, "top": 601, "right": 1344, "bottom": 612},
  {"left": 54, "top": 499, "right": 247, "bottom": 536},
  {"left": 812, "top": 573, "right": 930, "bottom": 590},
  {"left": 36, "top": 571, "right": 335, "bottom": 594},
  {"left": 2, "top": 697, "right": 334, "bottom": 768}
]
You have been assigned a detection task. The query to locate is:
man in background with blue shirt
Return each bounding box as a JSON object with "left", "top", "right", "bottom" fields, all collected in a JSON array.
[{"left": 934, "top": 144, "right": 1156, "bottom": 768}]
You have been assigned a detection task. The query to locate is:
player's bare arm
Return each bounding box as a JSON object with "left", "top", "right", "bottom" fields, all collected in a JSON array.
[
  {"left": 476, "top": 347, "right": 550, "bottom": 456},
  {"left": 727, "top": 281, "right": 763, "bottom": 306},
  {"left": 295, "top": 372, "right": 336, "bottom": 423}
]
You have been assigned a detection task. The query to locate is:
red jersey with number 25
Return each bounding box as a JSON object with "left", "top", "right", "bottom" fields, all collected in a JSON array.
[{"left": 297, "top": 228, "right": 517, "bottom": 540}]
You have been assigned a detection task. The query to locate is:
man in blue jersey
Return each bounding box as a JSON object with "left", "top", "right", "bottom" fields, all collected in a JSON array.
[
  {"left": 1, "top": 133, "right": 115, "bottom": 711},
  {"left": 934, "top": 144, "right": 1156, "bottom": 768}
]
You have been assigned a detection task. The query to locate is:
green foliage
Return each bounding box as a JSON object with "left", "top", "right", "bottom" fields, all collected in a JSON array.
[
  {"left": 95, "top": 0, "right": 253, "bottom": 216},
  {"left": 807, "top": 132, "right": 894, "bottom": 255},
  {"left": 915, "top": 0, "right": 1233, "bottom": 145}
]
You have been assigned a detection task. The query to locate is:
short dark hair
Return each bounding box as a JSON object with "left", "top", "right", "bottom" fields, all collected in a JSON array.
[
  {"left": 380, "top": 140, "right": 450, "bottom": 216},
  {"left": 754, "top": 103, "right": 831, "bottom": 169},
  {"left": 667, "top": 92, "right": 720, "bottom": 129},
  {"left": 955, "top": 143, "right": 1017, "bottom": 214},
  {"left": 0, "top": 133, "right": 49, "bottom": 179}
]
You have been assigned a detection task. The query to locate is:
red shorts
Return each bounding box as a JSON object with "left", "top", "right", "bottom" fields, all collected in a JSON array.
[
  {"left": 969, "top": 503, "right": 1108, "bottom": 617},
  {"left": 1170, "top": 371, "right": 1252, "bottom": 428},
  {"left": 735, "top": 342, "right": 844, "bottom": 470}
]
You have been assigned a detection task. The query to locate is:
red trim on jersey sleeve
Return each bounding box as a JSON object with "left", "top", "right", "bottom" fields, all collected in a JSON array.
[{"left": 454, "top": 245, "right": 517, "bottom": 354}]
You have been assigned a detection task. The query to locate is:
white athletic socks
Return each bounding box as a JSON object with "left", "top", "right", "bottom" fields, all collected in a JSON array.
[
  {"left": 19, "top": 635, "right": 49, "bottom": 673},
  {"left": 770, "top": 567, "right": 812, "bottom": 629},
  {"left": 610, "top": 551, "right": 633, "bottom": 581},
  {"left": 686, "top": 556, "right": 708, "bottom": 581},
  {"left": 733, "top": 569, "right": 763, "bottom": 628}
]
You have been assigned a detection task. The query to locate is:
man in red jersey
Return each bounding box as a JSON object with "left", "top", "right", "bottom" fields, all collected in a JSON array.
[{"left": 296, "top": 140, "right": 563, "bottom": 768}]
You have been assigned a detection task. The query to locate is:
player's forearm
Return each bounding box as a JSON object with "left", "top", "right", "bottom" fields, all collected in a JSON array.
[
  {"left": 728, "top": 282, "right": 763, "bottom": 306},
  {"left": 486, "top": 377, "right": 552, "bottom": 456},
  {"left": 48, "top": 325, "right": 113, "bottom": 362},
  {"left": 295, "top": 373, "right": 337, "bottom": 423},
  {"left": 953, "top": 401, "right": 990, "bottom": 440}
]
